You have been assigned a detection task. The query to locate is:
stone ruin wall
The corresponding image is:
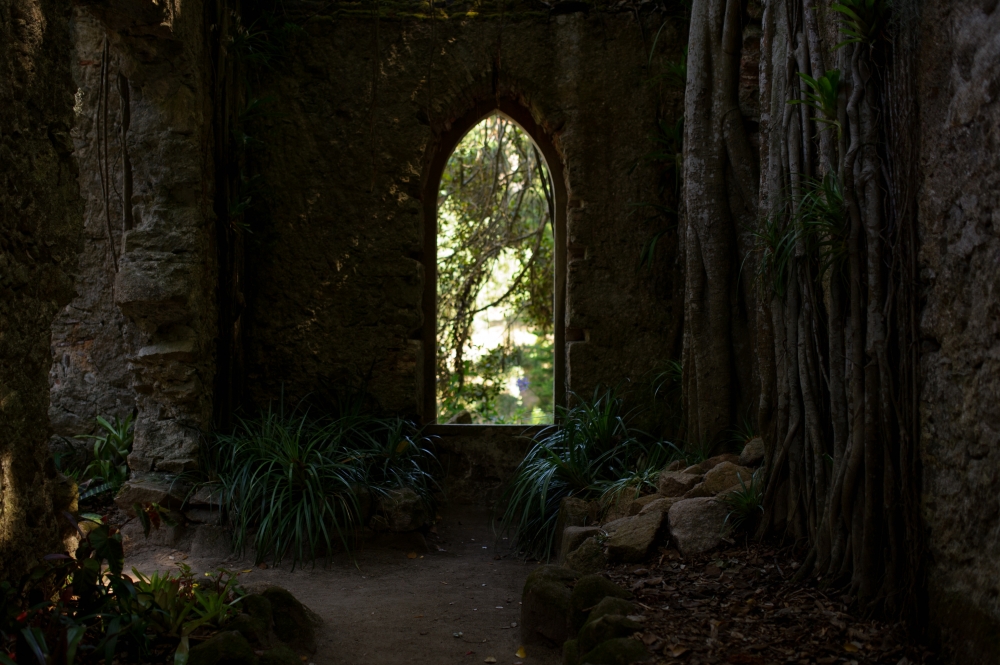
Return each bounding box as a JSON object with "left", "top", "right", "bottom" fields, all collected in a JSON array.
[
  {"left": 49, "top": 2, "right": 219, "bottom": 477},
  {"left": 0, "top": 0, "right": 82, "bottom": 578},
  {"left": 243, "top": 10, "right": 688, "bottom": 420},
  {"left": 916, "top": 1, "right": 1000, "bottom": 661},
  {"left": 15, "top": 2, "right": 1000, "bottom": 660},
  {"left": 48, "top": 9, "right": 136, "bottom": 457}
]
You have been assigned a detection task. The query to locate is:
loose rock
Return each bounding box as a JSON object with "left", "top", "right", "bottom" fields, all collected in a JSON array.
[
  {"left": 606, "top": 511, "right": 667, "bottom": 562},
  {"left": 188, "top": 631, "right": 257, "bottom": 665},
  {"left": 739, "top": 437, "right": 766, "bottom": 466},
  {"left": 577, "top": 636, "right": 648, "bottom": 665},
  {"left": 565, "top": 536, "right": 609, "bottom": 574},
  {"left": 657, "top": 471, "right": 701, "bottom": 497},
  {"left": 374, "top": 487, "right": 430, "bottom": 532},
  {"left": 637, "top": 496, "right": 681, "bottom": 516},
  {"left": 668, "top": 497, "right": 729, "bottom": 556},
  {"left": 559, "top": 526, "right": 602, "bottom": 562},
  {"left": 261, "top": 587, "right": 319, "bottom": 653},
  {"left": 627, "top": 494, "right": 662, "bottom": 516},
  {"left": 569, "top": 575, "right": 631, "bottom": 631},
  {"left": 684, "top": 461, "right": 753, "bottom": 498}
]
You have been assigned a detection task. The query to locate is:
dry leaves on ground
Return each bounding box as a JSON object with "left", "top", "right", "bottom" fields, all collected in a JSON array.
[{"left": 605, "top": 543, "right": 935, "bottom": 665}]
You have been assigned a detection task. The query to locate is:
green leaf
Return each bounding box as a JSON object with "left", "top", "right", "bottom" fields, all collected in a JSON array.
[{"left": 174, "top": 636, "right": 190, "bottom": 665}]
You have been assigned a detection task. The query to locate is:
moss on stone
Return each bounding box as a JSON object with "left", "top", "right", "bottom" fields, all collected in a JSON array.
[
  {"left": 569, "top": 575, "right": 631, "bottom": 632},
  {"left": 577, "top": 636, "right": 648, "bottom": 665}
]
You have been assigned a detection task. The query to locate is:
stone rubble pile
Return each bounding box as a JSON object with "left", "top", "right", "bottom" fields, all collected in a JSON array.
[{"left": 520, "top": 440, "right": 765, "bottom": 664}]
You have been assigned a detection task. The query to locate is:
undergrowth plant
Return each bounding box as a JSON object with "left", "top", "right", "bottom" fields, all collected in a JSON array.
[
  {"left": 0, "top": 512, "right": 241, "bottom": 665},
  {"left": 719, "top": 468, "right": 764, "bottom": 534},
  {"left": 497, "top": 388, "right": 685, "bottom": 559},
  {"left": 202, "top": 401, "right": 438, "bottom": 568},
  {"left": 74, "top": 415, "right": 134, "bottom": 501}
]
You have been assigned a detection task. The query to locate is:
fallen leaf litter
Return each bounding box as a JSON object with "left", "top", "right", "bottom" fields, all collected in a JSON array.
[{"left": 603, "top": 543, "right": 935, "bottom": 664}]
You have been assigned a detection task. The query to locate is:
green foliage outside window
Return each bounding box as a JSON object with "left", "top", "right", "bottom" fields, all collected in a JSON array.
[{"left": 436, "top": 115, "right": 555, "bottom": 424}]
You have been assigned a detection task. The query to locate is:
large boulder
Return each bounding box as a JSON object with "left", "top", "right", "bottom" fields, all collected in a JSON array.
[
  {"left": 739, "top": 437, "right": 766, "bottom": 467},
  {"left": 684, "top": 462, "right": 753, "bottom": 498},
  {"left": 521, "top": 565, "right": 579, "bottom": 645},
  {"left": 577, "top": 637, "right": 648, "bottom": 665},
  {"left": 559, "top": 526, "right": 602, "bottom": 562},
  {"left": 656, "top": 471, "right": 701, "bottom": 497},
  {"left": 373, "top": 488, "right": 429, "bottom": 532},
  {"left": 565, "top": 537, "right": 609, "bottom": 574},
  {"left": 606, "top": 511, "right": 667, "bottom": 562},
  {"left": 260, "top": 587, "right": 320, "bottom": 653},
  {"left": 570, "top": 575, "right": 631, "bottom": 631},
  {"left": 668, "top": 497, "right": 729, "bottom": 556},
  {"left": 188, "top": 631, "right": 257, "bottom": 665}
]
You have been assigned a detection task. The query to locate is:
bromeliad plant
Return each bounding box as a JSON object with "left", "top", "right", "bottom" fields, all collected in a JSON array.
[
  {"left": 204, "top": 401, "right": 438, "bottom": 568},
  {"left": 497, "top": 388, "right": 685, "bottom": 559},
  {"left": 0, "top": 513, "right": 243, "bottom": 665},
  {"left": 75, "top": 415, "right": 134, "bottom": 501}
]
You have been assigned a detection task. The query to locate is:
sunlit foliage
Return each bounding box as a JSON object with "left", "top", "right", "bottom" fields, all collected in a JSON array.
[{"left": 436, "top": 116, "right": 554, "bottom": 423}]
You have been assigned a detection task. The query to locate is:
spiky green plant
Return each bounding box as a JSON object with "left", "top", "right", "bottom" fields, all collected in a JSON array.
[
  {"left": 789, "top": 69, "right": 842, "bottom": 136},
  {"left": 497, "top": 388, "right": 685, "bottom": 559},
  {"left": 719, "top": 468, "right": 764, "bottom": 533},
  {"left": 751, "top": 213, "right": 797, "bottom": 298},
  {"left": 207, "top": 402, "right": 437, "bottom": 568},
  {"left": 798, "top": 172, "right": 848, "bottom": 276}
]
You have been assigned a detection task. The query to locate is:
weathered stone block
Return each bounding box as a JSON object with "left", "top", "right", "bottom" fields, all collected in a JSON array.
[{"left": 521, "top": 565, "right": 579, "bottom": 646}]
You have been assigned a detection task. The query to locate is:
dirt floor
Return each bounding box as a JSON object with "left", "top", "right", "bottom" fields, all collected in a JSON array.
[{"left": 126, "top": 507, "right": 561, "bottom": 665}]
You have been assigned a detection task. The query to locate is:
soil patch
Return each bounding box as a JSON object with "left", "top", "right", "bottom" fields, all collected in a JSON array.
[{"left": 126, "top": 507, "right": 560, "bottom": 665}]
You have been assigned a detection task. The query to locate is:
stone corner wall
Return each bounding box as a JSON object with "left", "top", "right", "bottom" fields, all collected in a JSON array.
[
  {"left": 917, "top": 2, "right": 1000, "bottom": 662},
  {"left": 0, "top": 0, "right": 84, "bottom": 578},
  {"left": 61, "top": 2, "right": 220, "bottom": 476}
]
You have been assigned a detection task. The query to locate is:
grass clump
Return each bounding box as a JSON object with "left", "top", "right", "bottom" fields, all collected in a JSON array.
[
  {"left": 203, "top": 401, "right": 438, "bottom": 568},
  {"left": 719, "top": 468, "right": 764, "bottom": 534},
  {"left": 497, "top": 388, "right": 685, "bottom": 559}
]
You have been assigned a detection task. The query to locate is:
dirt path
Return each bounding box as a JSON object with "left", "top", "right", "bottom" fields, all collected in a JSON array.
[{"left": 127, "top": 507, "right": 561, "bottom": 665}]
